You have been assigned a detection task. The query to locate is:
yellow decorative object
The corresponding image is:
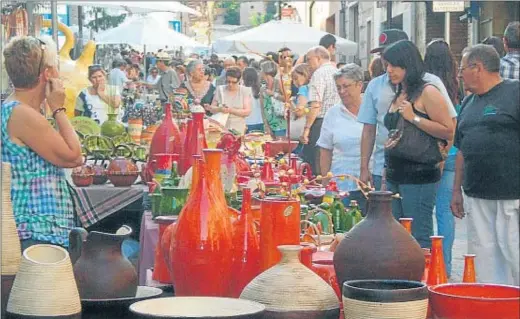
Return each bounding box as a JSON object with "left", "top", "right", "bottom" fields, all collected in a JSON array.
[{"left": 42, "top": 20, "right": 96, "bottom": 118}]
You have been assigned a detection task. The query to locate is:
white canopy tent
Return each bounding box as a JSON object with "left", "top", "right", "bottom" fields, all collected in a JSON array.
[
  {"left": 94, "top": 16, "right": 204, "bottom": 49},
  {"left": 57, "top": 1, "right": 201, "bottom": 16},
  {"left": 212, "top": 20, "right": 357, "bottom": 56}
]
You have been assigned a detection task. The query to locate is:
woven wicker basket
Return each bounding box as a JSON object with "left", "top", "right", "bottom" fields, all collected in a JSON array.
[
  {"left": 1, "top": 162, "right": 21, "bottom": 276},
  {"left": 6, "top": 244, "right": 81, "bottom": 317}
]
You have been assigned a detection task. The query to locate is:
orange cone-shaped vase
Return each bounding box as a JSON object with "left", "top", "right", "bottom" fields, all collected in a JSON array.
[
  {"left": 229, "top": 188, "right": 261, "bottom": 297},
  {"left": 463, "top": 254, "right": 477, "bottom": 283},
  {"left": 260, "top": 197, "right": 301, "bottom": 271},
  {"left": 399, "top": 218, "right": 413, "bottom": 234},
  {"left": 171, "top": 149, "right": 234, "bottom": 296},
  {"left": 427, "top": 236, "right": 448, "bottom": 286}
]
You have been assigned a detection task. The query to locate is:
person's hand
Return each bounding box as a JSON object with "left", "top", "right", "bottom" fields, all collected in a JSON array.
[
  {"left": 359, "top": 167, "right": 374, "bottom": 189},
  {"left": 300, "top": 128, "right": 310, "bottom": 144},
  {"left": 398, "top": 99, "right": 415, "bottom": 122},
  {"left": 46, "top": 78, "right": 66, "bottom": 112},
  {"left": 451, "top": 189, "right": 465, "bottom": 219},
  {"left": 97, "top": 82, "right": 106, "bottom": 93},
  {"left": 293, "top": 106, "right": 306, "bottom": 118},
  {"left": 222, "top": 107, "right": 231, "bottom": 114}
]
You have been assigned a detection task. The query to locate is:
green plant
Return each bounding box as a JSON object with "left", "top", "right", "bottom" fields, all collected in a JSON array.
[
  {"left": 216, "top": 0, "right": 240, "bottom": 25},
  {"left": 86, "top": 7, "right": 126, "bottom": 32}
]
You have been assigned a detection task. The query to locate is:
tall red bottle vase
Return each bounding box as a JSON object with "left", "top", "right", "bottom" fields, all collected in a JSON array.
[
  {"left": 462, "top": 254, "right": 477, "bottom": 283},
  {"left": 146, "top": 103, "right": 182, "bottom": 181},
  {"left": 421, "top": 248, "right": 431, "bottom": 283},
  {"left": 179, "top": 119, "right": 193, "bottom": 175},
  {"left": 152, "top": 216, "right": 177, "bottom": 283},
  {"left": 399, "top": 218, "right": 413, "bottom": 235},
  {"left": 229, "top": 188, "right": 261, "bottom": 297},
  {"left": 299, "top": 243, "right": 317, "bottom": 269},
  {"left": 177, "top": 120, "right": 188, "bottom": 174},
  {"left": 171, "top": 149, "right": 234, "bottom": 297},
  {"left": 183, "top": 112, "right": 208, "bottom": 176},
  {"left": 167, "top": 155, "right": 202, "bottom": 283},
  {"left": 153, "top": 153, "right": 178, "bottom": 185},
  {"left": 261, "top": 160, "right": 274, "bottom": 182},
  {"left": 263, "top": 141, "right": 272, "bottom": 157},
  {"left": 427, "top": 236, "right": 448, "bottom": 286},
  {"left": 259, "top": 197, "right": 301, "bottom": 271}
]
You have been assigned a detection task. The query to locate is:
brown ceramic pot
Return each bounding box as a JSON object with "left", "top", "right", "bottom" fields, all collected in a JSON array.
[
  {"left": 68, "top": 225, "right": 138, "bottom": 299},
  {"left": 333, "top": 191, "right": 425, "bottom": 290}
]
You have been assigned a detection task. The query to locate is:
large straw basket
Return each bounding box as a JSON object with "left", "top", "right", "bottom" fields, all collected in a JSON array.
[
  {"left": 6, "top": 244, "right": 81, "bottom": 318},
  {"left": 1, "top": 162, "right": 22, "bottom": 316}
]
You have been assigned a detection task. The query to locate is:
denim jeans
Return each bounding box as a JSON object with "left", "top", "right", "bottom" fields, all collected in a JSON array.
[
  {"left": 386, "top": 181, "right": 438, "bottom": 249},
  {"left": 342, "top": 190, "right": 368, "bottom": 216},
  {"left": 435, "top": 155, "right": 456, "bottom": 276}
]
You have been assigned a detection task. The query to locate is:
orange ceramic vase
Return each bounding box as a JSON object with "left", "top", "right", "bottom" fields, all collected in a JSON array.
[
  {"left": 259, "top": 197, "right": 301, "bottom": 271},
  {"left": 421, "top": 248, "right": 432, "bottom": 283},
  {"left": 229, "top": 188, "right": 261, "bottom": 297},
  {"left": 399, "top": 217, "right": 413, "bottom": 234},
  {"left": 462, "top": 254, "right": 477, "bottom": 283},
  {"left": 170, "top": 149, "right": 234, "bottom": 297},
  {"left": 152, "top": 216, "right": 177, "bottom": 283},
  {"left": 167, "top": 155, "right": 202, "bottom": 284},
  {"left": 426, "top": 235, "right": 448, "bottom": 319}
]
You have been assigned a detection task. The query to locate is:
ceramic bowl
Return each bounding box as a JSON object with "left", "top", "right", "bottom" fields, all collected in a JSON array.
[
  {"left": 129, "top": 297, "right": 265, "bottom": 319},
  {"left": 429, "top": 283, "right": 520, "bottom": 319},
  {"left": 72, "top": 174, "right": 94, "bottom": 187}
]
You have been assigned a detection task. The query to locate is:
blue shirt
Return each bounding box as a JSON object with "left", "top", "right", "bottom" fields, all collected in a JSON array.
[
  {"left": 357, "top": 72, "right": 458, "bottom": 176},
  {"left": 297, "top": 85, "right": 309, "bottom": 100}
]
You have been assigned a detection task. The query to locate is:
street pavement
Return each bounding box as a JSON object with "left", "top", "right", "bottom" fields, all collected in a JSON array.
[{"left": 433, "top": 215, "right": 468, "bottom": 283}]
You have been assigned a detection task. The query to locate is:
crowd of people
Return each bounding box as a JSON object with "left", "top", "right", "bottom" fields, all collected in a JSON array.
[{"left": 1, "top": 20, "right": 519, "bottom": 286}]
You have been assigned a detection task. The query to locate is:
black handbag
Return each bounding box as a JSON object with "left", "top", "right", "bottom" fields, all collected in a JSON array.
[{"left": 384, "top": 87, "right": 448, "bottom": 165}]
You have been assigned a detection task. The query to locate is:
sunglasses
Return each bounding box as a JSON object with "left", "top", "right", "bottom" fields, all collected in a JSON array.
[
  {"left": 226, "top": 79, "right": 239, "bottom": 84},
  {"left": 88, "top": 64, "right": 103, "bottom": 71},
  {"left": 36, "top": 38, "right": 46, "bottom": 76}
]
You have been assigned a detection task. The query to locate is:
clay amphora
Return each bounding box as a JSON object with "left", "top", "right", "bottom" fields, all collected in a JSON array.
[
  {"left": 229, "top": 188, "right": 260, "bottom": 297},
  {"left": 68, "top": 225, "right": 138, "bottom": 299},
  {"left": 240, "top": 245, "right": 340, "bottom": 319},
  {"left": 333, "top": 191, "right": 425, "bottom": 289},
  {"left": 171, "top": 149, "right": 234, "bottom": 297}
]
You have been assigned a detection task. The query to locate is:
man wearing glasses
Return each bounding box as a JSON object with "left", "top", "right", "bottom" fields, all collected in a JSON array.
[{"left": 358, "top": 29, "right": 457, "bottom": 190}]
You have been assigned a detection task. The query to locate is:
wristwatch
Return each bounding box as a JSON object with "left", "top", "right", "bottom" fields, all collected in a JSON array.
[{"left": 413, "top": 115, "right": 421, "bottom": 124}]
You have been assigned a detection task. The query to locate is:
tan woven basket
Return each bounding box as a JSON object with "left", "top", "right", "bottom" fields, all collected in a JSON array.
[
  {"left": 1, "top": 162, "right": 21, "bottom": 276},
  {"left": 343, "top": 297, "right": 428, "bottom": 319},
  {"left": 6, "top": 244, "right": 81, "bottom": 317}
]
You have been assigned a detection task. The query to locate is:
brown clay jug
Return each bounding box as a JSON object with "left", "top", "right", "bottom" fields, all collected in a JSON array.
[
  {"left": 68, "top": 225, "right": 138, "bottom": 299},
  {"left": 333, "top": 191, "right": 424, "bottom": 289}
]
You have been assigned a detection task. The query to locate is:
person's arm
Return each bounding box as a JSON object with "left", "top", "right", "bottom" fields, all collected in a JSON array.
[
  {"left": 399, "top": 86, "right": 454, "bottom": 141},
  {"left": 229, "top": 87, "right": 252, "bottom": 117},
  {"left": 208, "top": 86, "right": 222, "bottom": 114},
  {"left": 316, "top": 112, "right": 333, "bottom": 178},
  {"left": 97, "top": 85, "right": 121, "bottom": 109},
  {"left": 293, "top": 93, "right": 308, "bottom": 118},
  {"left": 320, "top": 148, "right": 333, "bottom": 185},
  {"left": 358, "top": 79, "right": 379, "bottom": 186},
  {"left": 451, "top": 150, "right": 465, "bottom": 219},
  {"left": 303, "top": 77, "right": 325, "bottom": 143},
  {"left": 10, "top": 79, "right": 82, "bottom": 168}
]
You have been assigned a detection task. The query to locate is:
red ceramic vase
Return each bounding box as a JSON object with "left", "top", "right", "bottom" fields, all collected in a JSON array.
[
  {"left": 179, "top": 119, "right": 193, "bottom": 175},
  {"left": 153, "top": 153, "right": 178, "bottom": 185},
  {"left": 182, "top": 112, "right": 207, "bottom": 175},
  {"left": 229, "top": 188, "right": 261, "bottom": 297},
  {"left": 152, "top": 216, "right": 177, "bottom": 283},
  {"left": 259, "top": 197, "right": 301, "bottom": 271},
  {"left": 171, "top": 149, "right": 234, "bottom": 297}
]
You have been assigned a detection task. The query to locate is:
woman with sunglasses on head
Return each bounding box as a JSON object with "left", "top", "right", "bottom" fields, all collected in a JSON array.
[
  {"left": 382, "top": 40, "right": 455, "bottom": 249},
  {"left": 179, "top": 60, "right": 216, "bottom": 108},
  {"left": 75, "top": 64, "right": 121, "bottom": 124},
  {"left": 209, "top": 66, "right": 251, "bottom": 135},
  {"left": 2, "top": 36, "right": 83, "bottom": 250},
  {"left": 424, "top": 39, "right": 460, "bottom": 278}
]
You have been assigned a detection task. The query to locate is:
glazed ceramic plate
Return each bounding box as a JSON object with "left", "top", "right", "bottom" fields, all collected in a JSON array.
[
  {"left": 129, "top": 297, "right": 265, "bottom": 319},
  {"left": 71, "top": 116, "right": 101, "bottom": 136},
  {"left": 82, "top": 286, "right": 163, "bottom": 308}
]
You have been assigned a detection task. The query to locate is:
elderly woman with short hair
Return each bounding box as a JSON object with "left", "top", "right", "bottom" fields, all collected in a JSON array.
[
  {"left": 2, "top": 36, "right": 83, "bottom": 249},
  {"left": 317, "top": 64, "right": 368, "bottom": 210},
  {"left": 179, "top": 60, "right": 215, "bottom": 107}
]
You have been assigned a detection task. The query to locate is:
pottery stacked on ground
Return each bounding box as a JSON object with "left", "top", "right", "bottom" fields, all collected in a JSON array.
[{"left": 1, "top": 162, "right": 21, "bottom": 317}]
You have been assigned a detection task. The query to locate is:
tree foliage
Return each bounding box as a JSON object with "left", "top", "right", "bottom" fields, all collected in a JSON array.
[
  {"left": 216, "top": 0, "right": 240, "bottom": 25},
  {"left": 86, "top": 7, "right": 126, "bottom": 32}
]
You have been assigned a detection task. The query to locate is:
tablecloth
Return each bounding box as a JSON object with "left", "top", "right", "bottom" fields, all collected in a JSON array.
[
  {"left": 138, "top": 211, "right": 159, "bottom": 285},
  {"left": 70, "top": 184, "right": 147, "bottom": 228}
]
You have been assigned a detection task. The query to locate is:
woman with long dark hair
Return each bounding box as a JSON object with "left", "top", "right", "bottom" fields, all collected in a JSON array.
[
  {"left": 424, "top": 39, "right": 459, "bottom": 277},
  {"left": 382, "top": 40, "right": 455, "bottom": 249},
  {"left": 243, "top": 67, "right": 264, "bottom": 133}
]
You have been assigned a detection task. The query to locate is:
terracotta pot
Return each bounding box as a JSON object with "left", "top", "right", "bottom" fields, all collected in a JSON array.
[
  {"left": 107, "top": 173, "right": 139, "bottom": 187},
  {"left": 153, "top": 216, "right": 177, "bottom": 284},
  {"left": 130, "top": 297, "right": 265, "bottom": 319},
  {"left": 1, "top": 163, "right": 21, "bottom": 318},
  {"left": 92, "top": 162, "right": 108, "bottom": 185},
  {"left": 229, "top": 188, "right": 260, "bottom": 298},
  {"left": 68, "top": 225, "right": 138, "bottom": 299},
  {"left": 333, "top": 191, "right": 425, "bottom": 289},
  {"left": 171, "top": 150, "right": 234, "bottom": 297},
  {"left": 240, "top": 245, "right": 340, "bottom": 319},
  {"left": 259, "top": 197, "right": 301, "bottom": 271},
  {"left": 343, "top": 280, "right": 428, "bottom": 319},
  {"left": 428, "top": 283, "right": 520, "bottom": 319},
  {"left": 6, "top": 245, "right": 81, "bottom": 319},
  {"left": 71, "top": 174, "right": 93, "bottom": 187}
]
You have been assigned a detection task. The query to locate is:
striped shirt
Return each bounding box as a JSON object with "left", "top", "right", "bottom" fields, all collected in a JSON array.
[
  {"left": 500, "top": 52, "right": 520, "bottom": 80},
  {"left": 308, "top": 63, "right": 341, "bottom": 118}
]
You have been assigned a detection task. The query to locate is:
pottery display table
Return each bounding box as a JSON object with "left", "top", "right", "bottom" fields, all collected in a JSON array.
[
  {"left": 138, "top": 211, "right": 159, "bottom": 285},
  {"left": 70, "top": 184, "right": 147, "bottom": 228}
]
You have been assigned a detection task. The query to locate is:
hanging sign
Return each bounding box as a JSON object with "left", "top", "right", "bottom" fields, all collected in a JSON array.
[{"left": 433, "top": 2, "right": 465, "bottom": 12}]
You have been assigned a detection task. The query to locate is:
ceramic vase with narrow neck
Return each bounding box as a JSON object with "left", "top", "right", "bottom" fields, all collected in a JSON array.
[
  {"left": 170, "top": 149, "right": 234, "bottom": 297},
  {"left": 182, "top": 112, "right": 207, "bottom": 175},
  {"left": 333, "top": 191, "right": 425, "bottom": 289},
  {"left": 462, "top": 254, "right": 477, "bottom": 283},
  {"left": 240, "top": 245, "right": 340, "bottom": 319}
]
